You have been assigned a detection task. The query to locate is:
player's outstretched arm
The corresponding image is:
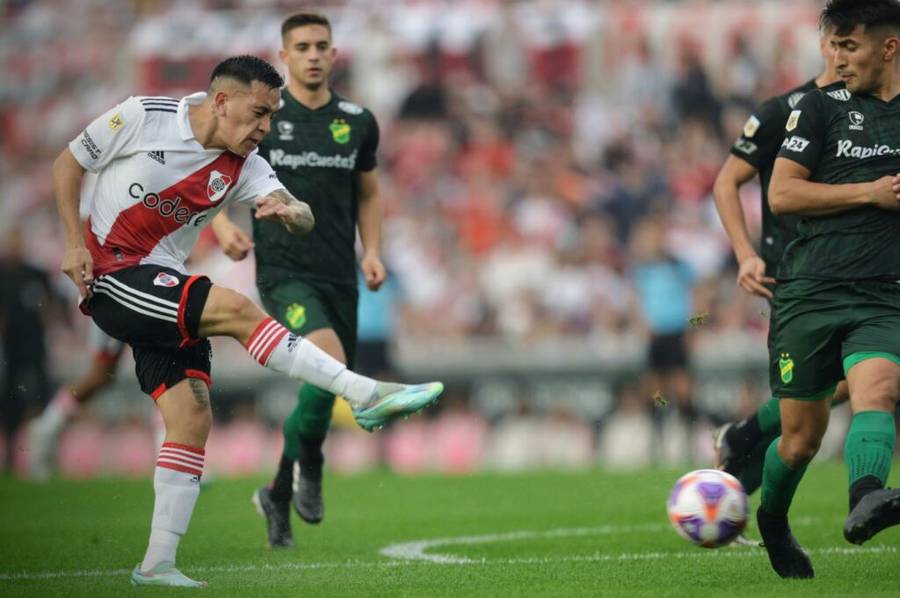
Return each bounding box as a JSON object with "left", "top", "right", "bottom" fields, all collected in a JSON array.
[
  {"left": 254, "top": 188, "right": 314, "bottom": 235},
  {"left": 769, "top": 158, "right": 897, "bottom": 216},
  {"left": 712, "top": 155, "right": 773, "bottom": 298},
  {"left": 52, "top": 148, "right": 93, "bottom": 298}
]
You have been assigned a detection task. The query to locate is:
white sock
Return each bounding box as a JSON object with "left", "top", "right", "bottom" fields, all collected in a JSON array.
[
  {"left": 38, "top": 388, "right": 79, "bottom": 436},
  {"left": 244, "top": 318, "right": 377, "bottom": 408},
  {"left": 141, "top": 443, "right": 204, "bottom": 571}
]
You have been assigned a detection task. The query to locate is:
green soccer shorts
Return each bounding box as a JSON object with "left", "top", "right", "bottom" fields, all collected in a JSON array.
[
  {"left": 768, "top": 279, "right": 900, "bottom": 400},
  {"left": 258, "top": 278, "right": 359, "bottom": 367}
]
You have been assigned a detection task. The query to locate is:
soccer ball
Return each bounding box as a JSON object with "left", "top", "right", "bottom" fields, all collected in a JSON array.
[{"left": 666, "top": 468, "right": 748, "bottom": 548}]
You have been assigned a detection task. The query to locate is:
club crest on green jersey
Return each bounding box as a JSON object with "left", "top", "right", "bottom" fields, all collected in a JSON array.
[
  {"left": 779, "top": 353, "right": 794, "bottom": 384},
  {"left": 330, "top": 118, "right": 351, "bottom": 144},
  {"left": 285, "top": 303, "right": 307, "bottom": 330}
]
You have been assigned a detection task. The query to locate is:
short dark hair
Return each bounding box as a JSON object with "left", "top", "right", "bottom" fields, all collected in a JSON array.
[
  {"left": 821, "top": 0, "right": 900, "bottom": 36},
  {"left": 281, "top": 12, "right": 332, "bottom": 38},
  {"left": 209, "top": 55, "right": 284, "bottom": 89}
]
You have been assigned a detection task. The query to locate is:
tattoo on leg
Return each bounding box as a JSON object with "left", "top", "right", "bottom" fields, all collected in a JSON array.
[{"left": 188, "top": 378, "right": 210, "bottom": 408}]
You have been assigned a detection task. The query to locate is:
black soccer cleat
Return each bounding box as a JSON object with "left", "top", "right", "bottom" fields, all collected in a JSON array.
[
  {"left": 292, "top": 461, "right": 324, "bottom": 524},
  {"left": 713, "top": 423, "right": 747, "bottom": 480},
  {"left": 252, "top": 485, "right": 294, "bottom": 549},
  {"left": 844, "top": 488, "right": 900, "bottom": 545},
  {"left": 756, "top": 507, "right": 814, "bottom": 579}
]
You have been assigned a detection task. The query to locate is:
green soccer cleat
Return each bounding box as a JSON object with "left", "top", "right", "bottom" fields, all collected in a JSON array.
[
  {"left": 130, "top": 561, "right": 207, "bottom": 587},
  {"left": 353, "top": 382, "right": 444, "bottom": 432}
]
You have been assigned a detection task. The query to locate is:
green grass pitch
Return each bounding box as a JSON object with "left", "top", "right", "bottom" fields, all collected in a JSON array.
[{"left": 1, "top": 462, "right": 898, "bottom": 596}]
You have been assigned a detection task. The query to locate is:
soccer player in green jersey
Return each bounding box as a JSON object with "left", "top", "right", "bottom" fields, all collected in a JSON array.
[
  {"left": 212, "top": 12, "right": 410, "bottom": 549},
  {"left": 756, "top": 0, "right": 900, "bottom": 579},
  {"left": 711, "top": 36, "right": 845, "bottom": 509}
]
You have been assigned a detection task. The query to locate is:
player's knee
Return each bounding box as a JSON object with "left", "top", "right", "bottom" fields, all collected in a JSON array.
[
  {"left": 220, "top": 290, "right": 262, "bottom": 324},
  {"left": 852, "top": 377, "right": 899, "bottom": 412},
  {"left": 779, "top": 433, "right": 820, "bottom": 467}
]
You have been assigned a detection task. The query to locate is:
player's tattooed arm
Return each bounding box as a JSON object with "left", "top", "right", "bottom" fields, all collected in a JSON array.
[{"left": 254, "top": 188, "right": 315, "bottom": 234}]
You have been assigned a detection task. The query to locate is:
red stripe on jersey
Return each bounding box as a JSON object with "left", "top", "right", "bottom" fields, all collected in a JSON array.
[{"left": 88, "top": 152, "right": 247, "bottom": 276}]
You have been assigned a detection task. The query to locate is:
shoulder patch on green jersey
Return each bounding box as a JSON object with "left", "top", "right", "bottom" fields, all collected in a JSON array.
[
  {"left": 337, "top": 100, "right": 363, "bottom": 115},
  {"left": 785, "top": 110, "right": 801, "bottom": 132},
  {"left": 743, "top": 115, "right": 760, "bottom": 138},
  {"left": 330, "top": 118, "right": 351, "bottom": 144}
]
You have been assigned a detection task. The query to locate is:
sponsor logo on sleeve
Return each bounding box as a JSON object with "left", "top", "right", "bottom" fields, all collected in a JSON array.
[
  {"left": 848, "top": 111, "right": 864, "bottom": 131},
  {"left": 80, "top": 131, "right": 102, "bottom": 160},
  {"left": 337, "top": 100, "right": 363, "bottom": 115},
  {"left": 827, "top": 89, "right": 852, "bottom": 101},
  {"left": 153, "top": 272, "right": 180, "bottom": 287},
  {"left": 108, "top": 113, "right": 125, "bottom": 132},
  {"left": 207, "top": 170, "right": 233, "bottom": 203},
  {"left": 277, "top": 120, "right": 294, "bottom": 141},
  {"left": 742, "top": 115, "right": 760, "bottom": 138},
  {"left": 781, "top": 136, "right": 810, "bottom": 152},
  {"left": 734, "top": 139, "right": 758, "bottom": 154},
  {"left": 785, "top": 110, "right": 801, "bottom": 132}
]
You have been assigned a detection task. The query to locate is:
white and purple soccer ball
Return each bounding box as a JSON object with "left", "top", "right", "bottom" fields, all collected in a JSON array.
[{"left": 666, "top": 469, "right": 749, "bottom": 548}]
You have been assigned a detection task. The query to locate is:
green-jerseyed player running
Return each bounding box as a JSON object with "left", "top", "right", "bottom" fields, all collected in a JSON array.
[
  {"left": 757, "top": 0, "right": 900, "bottom": 579},
  {"left": 213, "top": 12, "right": 442, "bottom": 549},
  {"left": 711, "top": 36, "right": 845, "bottom": 510}
]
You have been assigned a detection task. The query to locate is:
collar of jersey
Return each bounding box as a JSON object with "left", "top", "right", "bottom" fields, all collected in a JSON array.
[
  {"left": 282, "top": 88, "right": 337, "bottom": 113},
  {"left": 177, "top": 92, "right": 207, "bottom": 141}
]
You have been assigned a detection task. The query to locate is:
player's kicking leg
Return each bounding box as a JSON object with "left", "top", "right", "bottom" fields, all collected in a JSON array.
[
  {"left": 199, "top": 286, "right": 443, "bottom": 431},
  {"left": 841, "top": 356, "right": 900, "bottom": 544},
  {"left": 28, "top": 331, "right": 123, "bottom": 480}
]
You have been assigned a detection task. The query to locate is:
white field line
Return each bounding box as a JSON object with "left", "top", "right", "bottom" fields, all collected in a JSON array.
[
  {"left": 1, "top": 518, "right": 893, "bottom": 583},
  {"left": 379, "top": 516, "right": 825, "bottom": 563}
]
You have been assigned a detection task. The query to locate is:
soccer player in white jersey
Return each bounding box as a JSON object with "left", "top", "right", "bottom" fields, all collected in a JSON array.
[
  {"left": 52, "top": 55, "right": 443, "bottom": 588},
  {"left": 28, "top": 180, "right": 245, "bottom": 480}
]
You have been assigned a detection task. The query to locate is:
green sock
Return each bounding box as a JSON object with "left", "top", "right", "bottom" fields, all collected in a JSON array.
[
  {"left": 296, "top": 384, "right": 336, "bottom": 441},
  {"left": 282, "top": 384, "right": 335, "bottom": 460},
  {"left": 760, "top": 437, "right": 808, "bottom": 516},
  {"left": 845, "top": 410, "right": 896, "bottom": 488},
  {"left": 756, "top": 397, "right": 782, "bottom": 436}
]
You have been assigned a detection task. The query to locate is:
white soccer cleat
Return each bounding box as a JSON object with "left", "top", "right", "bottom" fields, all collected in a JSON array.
[
  {"left": 130, "top": 562, "right": 207, "bottom": 587},
  {"left": 27, "top": 417, "right": 58, "bottom": 482}
]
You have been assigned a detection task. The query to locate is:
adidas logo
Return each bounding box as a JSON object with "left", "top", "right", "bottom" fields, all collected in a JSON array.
[{"left": 147, "top": 150, "right": 166, "bottom": 165}]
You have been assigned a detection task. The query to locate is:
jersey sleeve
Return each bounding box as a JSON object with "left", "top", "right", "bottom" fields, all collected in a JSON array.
[
  {"left": 355, "top": 113, "right": 380, "bottom": 172},
  {"left": 68, "top": 96, "right": 145, "bottom": 173},
  {"left": 775, "top": 91, "right": 826, "bottom": 172},
  {"left": 228, "top": 153, "right": 285, "bottom": 206},
  {"left": 729, "top": 97, "right": 784, "bottom": 170}
]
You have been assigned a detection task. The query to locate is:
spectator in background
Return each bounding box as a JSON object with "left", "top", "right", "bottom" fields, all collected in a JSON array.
[
  {"left": 629, "top": 217, "right": 698, "bottom": 446},
  {"left": 0, "top": 227, "right": 65, "bottom": 473}
]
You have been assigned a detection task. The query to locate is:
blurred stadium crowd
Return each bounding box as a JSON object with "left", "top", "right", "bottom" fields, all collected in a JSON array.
[{"left": 0, "top": 0, "right": 853, "bottom": 475}]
